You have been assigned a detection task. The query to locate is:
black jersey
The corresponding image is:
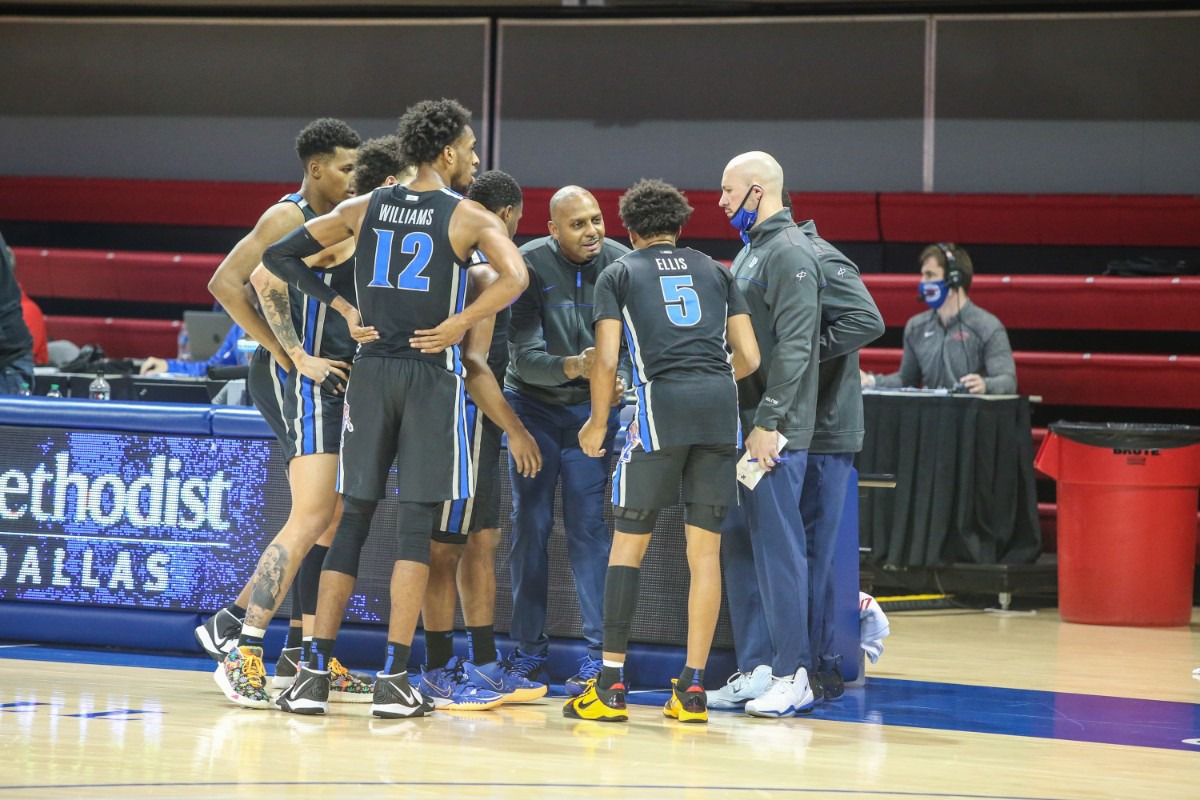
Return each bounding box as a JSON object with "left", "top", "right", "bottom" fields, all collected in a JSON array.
[
  {"left": 593, "top": 244, "right": 749, "bottom": 450},
  {"left": 279, "top": 192, "right": 357, "bottom": 362},
  {"left": 353, "top": 185, "right": 470, "bottom": 374}
]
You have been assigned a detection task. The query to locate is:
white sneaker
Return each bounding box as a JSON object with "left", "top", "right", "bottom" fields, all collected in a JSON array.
[
  {"left": 745, "top": 667, "right": 815, "bottom": 718},
  {"left": 707, "top": 665, "right": 773, "bottom": 710}
]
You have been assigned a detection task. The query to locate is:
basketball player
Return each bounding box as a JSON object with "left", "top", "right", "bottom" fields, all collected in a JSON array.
[
  {"left": 265, "top": 99, "right": 532, "bottom": 719},
  {"left": 208, "top": 136, "right": 416, "bottom": 710},
  {"left": 199, "top": 118, "right": 364, "bottom": 708},
  {"left": 563, "top": 179, "right": 759, "bottom": 724},
  {"left": 419, "top": 170, "right": 547, "bottom": 707}
]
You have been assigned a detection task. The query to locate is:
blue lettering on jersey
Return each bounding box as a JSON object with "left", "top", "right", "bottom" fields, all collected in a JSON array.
[{"left": 659, "top": 275, "right": 702, "bottom": 327}]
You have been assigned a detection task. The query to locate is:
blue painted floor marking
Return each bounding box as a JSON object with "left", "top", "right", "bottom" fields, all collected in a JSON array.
[{"left": 4, "top": 644, "right": 1197, "bottom": 753}]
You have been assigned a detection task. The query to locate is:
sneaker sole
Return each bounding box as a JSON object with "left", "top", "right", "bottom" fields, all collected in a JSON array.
[
  {"left": 663, "top": 705, "right": 708, "bottom": 723},
  {"left": 562, "top": 701, "right": 627, "bottom": 722},
  {"left": 275, "top": 696, "right": 327, "bottom": 715},
  {"left": 500, "top": 685, "right": 548, "bottom": 704},
  {"left": 431, "top": 697, "right": 503, "bottom": 711},
  {"left": 372, "top": 702, "right": 433, "bottom": 719},
  {"left": 329, "top": 690, "right": 375, "bottom": 704},
  {"left": 194, "top": 624, "right": 235, "bottom": 664},
  {"left": 744, "top": 703, "right": 814, "bottom": 718},
  {"left": 212, "top": 664, "right": 272, "bottom": 709},
  {"left": 270, "top": 675, "right": 297, "bottom": 690}
]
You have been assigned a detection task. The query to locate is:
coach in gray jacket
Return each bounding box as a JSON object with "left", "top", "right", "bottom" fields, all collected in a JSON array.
[
  {"left": 796, "top": 216, "right": 884, "bottom": 702},
  {"left": 863, "top": 243, "right": 1016, "bottom": 395}
]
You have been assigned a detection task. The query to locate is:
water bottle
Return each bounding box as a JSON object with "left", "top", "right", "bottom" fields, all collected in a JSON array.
[
  {"left": 89, "top": 372, "right": 111, "bottom": 401},
  {"left": 18, "top": 381, "right": 32, "bottom": 397},
  {"left": 177, "top": 323, "right": 191, "bottom": 361},
  {"left": 46, "top": 383, "right": 62, "bottom": 398}
]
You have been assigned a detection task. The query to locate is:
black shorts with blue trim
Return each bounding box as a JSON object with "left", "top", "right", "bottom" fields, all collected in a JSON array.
[
  {"left": 337, "top": 356, "right": 474, "bottom": 503},
  {"left": 610, "top": 439, "right": 737, "bottom": 532},
  {"left": 433, "top": 403, "right": 503, "bottom": 543},
  {"left": 282, "top": 368, "right": 345, "bottom": 460},
  {"left": 247, "top": 345, "right": 292, "bottom": 450}
]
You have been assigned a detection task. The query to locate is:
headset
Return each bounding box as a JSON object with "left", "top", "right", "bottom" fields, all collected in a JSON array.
[{"left": 936, "top": 243, "right": 965, "bottom": 289}]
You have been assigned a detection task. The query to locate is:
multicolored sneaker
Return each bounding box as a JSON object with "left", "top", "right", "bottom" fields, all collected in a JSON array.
[
  {"left": 505, "top": 647, "right": 549, "bottom": 684},
  {"left": 372, "top": 671, "right": 434, "bottom": 719},
  {"left": 565, "top": 654, "right": 603, "bottom": 697},
  {"left": 463, "top": 659, "right": 547, "bottom": 704},
  {"left": 328, "top": 657, "right": 373, "bottom": 703},
  {"left": 213, "top": 646, "right": 272, "bottom": 709},
  {"left": 418, "top": 657, "right": 504, "bottom": 711},
  {"left": 271, "top": 646, "right": 302, "bottom": 689},
  {"left": 275, "top": 664, "right": 330, "bottom": 716},
  {"left": 562, "top": 679, "right": 628, "bottom": 722},
  {"left": 195, "top": 608, "right": 242, "bottom": 663},
  {"left": 663, "top": 678, "right": 708, "bottom": 724}
]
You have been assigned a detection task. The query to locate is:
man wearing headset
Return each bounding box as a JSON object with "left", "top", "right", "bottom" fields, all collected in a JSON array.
[{"left": 861, "top": 243, "right": 1016, "bottom": 395}]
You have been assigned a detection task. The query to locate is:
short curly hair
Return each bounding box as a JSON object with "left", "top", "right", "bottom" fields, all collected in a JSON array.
[
  {"left": 352, "top": 135, "right": 408, "bottom": 193},
  {"left": 618, "top": 179, "right": 694, "bottom": 239},
  {"left": 295, "top": 118, "right": 361, "bottom": 164},
  {"left": 396, "top": 99, "right": 472, "bottom": 167},
  {"left": 467, "top": 170, "right": 523, "bottom": 214}
]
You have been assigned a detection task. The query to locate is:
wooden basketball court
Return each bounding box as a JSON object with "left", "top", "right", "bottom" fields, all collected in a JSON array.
[{"left": 3, "top": 608, "right": 1197, "bottom": 799}]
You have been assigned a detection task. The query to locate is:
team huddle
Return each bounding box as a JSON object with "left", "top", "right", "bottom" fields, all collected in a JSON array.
[{"left": 195, "top": 97, "right": 884, "bottom": 725}]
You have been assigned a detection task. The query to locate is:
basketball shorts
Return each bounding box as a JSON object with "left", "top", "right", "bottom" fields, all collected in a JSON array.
[
  {"left": 433, "top": 401, "right": 503, "bottom": 543},
  {"left": 247, "top": 345, "right": 292, "bottom": 450},
  {"left": 611, "top": 442, "right": 737, "bottom": 526},
  {"left": 336, "top": 356, "right": 473, "bottom": 503},
  {"left": 281, "top": 367, "right": 346, "bottom": 460}
]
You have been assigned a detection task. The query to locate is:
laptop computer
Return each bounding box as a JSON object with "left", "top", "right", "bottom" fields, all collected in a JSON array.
[{"left": 183, "top": 310, "right": 234, "bottom": 362}]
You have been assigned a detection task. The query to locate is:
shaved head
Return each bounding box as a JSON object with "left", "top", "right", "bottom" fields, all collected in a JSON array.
[
  {"left": 724, "top": 151, "right": 784, "bottom": 196},
  {"left": 549, "top": 185, "right": 595, "bottom": 220}
]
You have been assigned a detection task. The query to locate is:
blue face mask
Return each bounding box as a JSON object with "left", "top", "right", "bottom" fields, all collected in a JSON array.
[
  {"left": 729, "top": 185, "right": 762, "bottom": 244},
  {"left": 919, "top": 280, "right": 949, "bottom": 310}
]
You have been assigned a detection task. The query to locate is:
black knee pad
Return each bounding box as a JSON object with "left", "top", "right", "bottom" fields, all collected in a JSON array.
[
  {"left": 395, "top": 501, "right": 438, "bottom": 565},
  {"left": 613, "top": 505, "right": 658, "bottom": 535},
  {"left": 323, "top": 496, "right": 377, "bottom": 578},
  {"left": 298, "top": 544, "right": 328, "bottom": 616},
  {"left": 684, "top": 503, "right": 726, "bottom": 534}
]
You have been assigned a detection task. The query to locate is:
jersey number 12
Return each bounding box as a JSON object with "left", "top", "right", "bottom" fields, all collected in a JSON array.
[{"left": 368, "top": 229, "right": 434, "bottom": 291}]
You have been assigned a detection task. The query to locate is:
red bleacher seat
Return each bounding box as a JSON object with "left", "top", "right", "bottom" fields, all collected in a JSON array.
[
  {"left": 45, "top": 316, "right": 180, "bottom": 359},
  {"left": 878, "top": 193, "right": 1200, "bottom": 247},
  {"left": 13, "top": 247, "right": 218, "bottom": 305}
]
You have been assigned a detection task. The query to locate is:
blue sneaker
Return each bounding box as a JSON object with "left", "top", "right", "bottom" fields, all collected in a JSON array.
[
  {"left": 505, "top": 647, "right": 549, "bottom": 684},
  {"left": 464, "top": 659, "right": 548, "bottom": 704},
  {"left": 565, "top": 654, "right": 603, "bottom": 697},
  {"left": 417, "top": 657, "right": 503, "bottom": 711}
]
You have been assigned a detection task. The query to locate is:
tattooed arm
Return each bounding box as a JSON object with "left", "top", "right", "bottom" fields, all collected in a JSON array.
[{"left": 250, "top": 264, "right": 351, "bottom": 392}]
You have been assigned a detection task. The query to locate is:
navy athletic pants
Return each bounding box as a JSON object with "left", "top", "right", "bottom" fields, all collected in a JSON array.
[
  {"left": 722, "top": 450, "right": 811, "bottom": 677},
  {"left": 800, "top": 452, "right": 855, "bottom": 674},
  {"left": 505, "top": 390, "right": 619, "bottom": 658}
]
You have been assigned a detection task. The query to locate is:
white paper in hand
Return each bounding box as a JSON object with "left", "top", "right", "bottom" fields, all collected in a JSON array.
[{"left": 735, "top": 432, "right": 788, "bottom": 490}]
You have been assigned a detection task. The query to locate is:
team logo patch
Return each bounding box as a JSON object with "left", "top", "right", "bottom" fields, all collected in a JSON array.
[
  {"left": 837, "top": 267, "right": 848, "bottom": 277},
  {"left": 795, "top": 270, "right": 808, "bottom": 281},
  {"left": 342, "top": 403, "right": 354, "bottom": 434}
]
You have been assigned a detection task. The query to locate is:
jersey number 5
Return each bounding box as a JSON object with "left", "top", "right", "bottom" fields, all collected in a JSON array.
[
  {"left": 368, "top": 229, "right": 434, "bottom": 291},
  {"left": 659, "top": 275, "right": 701, "bottom": 327}
]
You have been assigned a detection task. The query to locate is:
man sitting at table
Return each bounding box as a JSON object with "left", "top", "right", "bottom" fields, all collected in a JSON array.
[
  {"left": 140, "top": 320, "right": 249, "bottom": 376},
  {"left": 861, "top": 243, "right": 1016, "bottom": 395}
]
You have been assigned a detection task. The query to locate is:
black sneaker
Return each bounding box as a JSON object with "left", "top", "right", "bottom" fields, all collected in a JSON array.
[
  {"left": 271, "top": 646, "right": 302, "bottom": 689},
  {"left": 371, "top": 672, "right": 434, "bottom": 719},
  {"left": 816, "top": 655, "right": 845, "bottom": 701},
  {"left": 194, "top": 608, "right": 242, "bottom": 663},
  {"left": 275, "top": 664, "right": 330, "bottom": 716}
]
